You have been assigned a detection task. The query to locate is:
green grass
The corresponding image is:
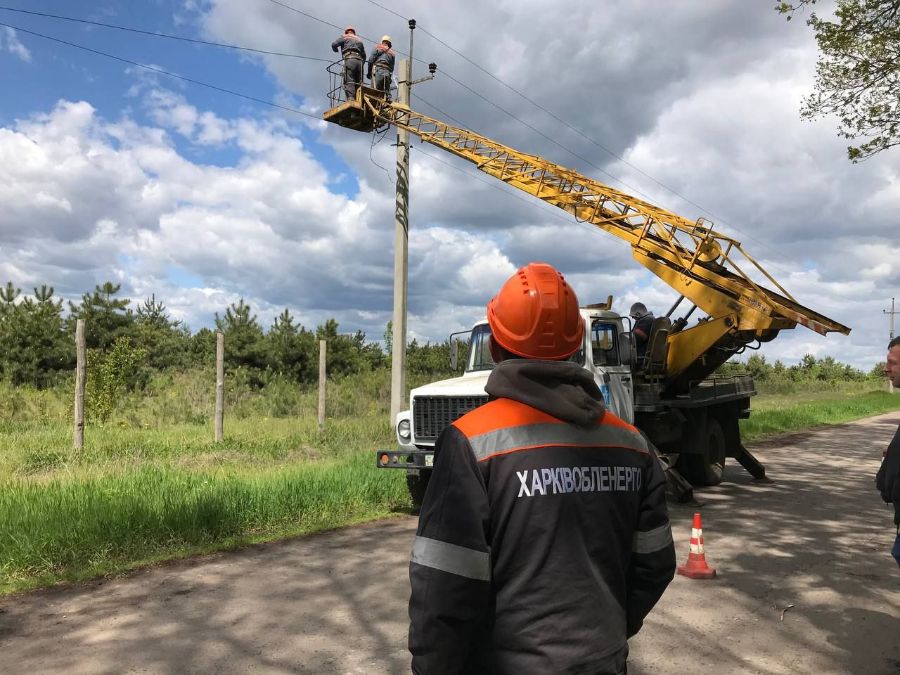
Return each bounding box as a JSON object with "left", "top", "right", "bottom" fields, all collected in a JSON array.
[
  {"left": 0, "top": 448, "right": 408, "bottom": 594},
  {"left": 741, "top": 389, "right": 900, "bottom": 441},
  {"left": 0, "top": 372, "right": 897, "bottom": 595}
]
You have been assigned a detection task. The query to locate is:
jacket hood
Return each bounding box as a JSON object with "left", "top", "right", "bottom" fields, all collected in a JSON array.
[{"left": 485, "top": 359, "right": 605, "bottom": 427}]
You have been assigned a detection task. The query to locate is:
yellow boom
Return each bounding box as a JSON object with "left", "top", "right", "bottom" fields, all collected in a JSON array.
[{"left": 324, "top": 86, "right": 850, "bottom": 388}]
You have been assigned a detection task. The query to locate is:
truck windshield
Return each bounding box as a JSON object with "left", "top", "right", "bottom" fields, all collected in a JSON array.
[
  {"left": 468, "top": 324, "right": 495, "bottom": 371},
  {"left": 467, "top": 323, "right": 585, "bottom": 371}
]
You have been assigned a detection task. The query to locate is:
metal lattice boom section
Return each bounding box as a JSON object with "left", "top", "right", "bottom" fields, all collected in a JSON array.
[{"left": 360, "top": 97, "right": 848, "bottom": 339}]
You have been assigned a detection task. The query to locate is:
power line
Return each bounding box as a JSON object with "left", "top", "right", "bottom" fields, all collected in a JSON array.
[
  {"left": 359, "top": 0, "right": 795, "bottom": 270},
  {"left": 265, "top": 0, "right": 415, "bottom": 60},
  {"left": 0, "top": 21, "right": 321, "bottom": 122},
  {"left": 412, "top": 144, "right": 610, "bottom": 242},
  {"left": 362, "top": 0, "right": 407, "bottom": 21},
  {"left": 4, "top": 16, "right": 574, "bottom": 235},
  {"left": 412, "top": 94, "right": 469, "bottom": 131},
  {"left": 0, "top": 5, "right": 332, "bottom": 61}
]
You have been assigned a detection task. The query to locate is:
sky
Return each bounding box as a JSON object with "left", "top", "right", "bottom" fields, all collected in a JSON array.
[{"left": 0, "top": 0, "right": 897, "bottom": 371}]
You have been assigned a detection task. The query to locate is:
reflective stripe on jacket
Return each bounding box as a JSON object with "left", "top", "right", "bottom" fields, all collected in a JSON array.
[
  {"left": 408, "top": 360, "right": 676, "bottom": 675},
  {"left": 367, "top": 43, "right": 395, "bottom": 71},
  {"left": 331, "top": 33, "right": 366, "bottom": 60}
]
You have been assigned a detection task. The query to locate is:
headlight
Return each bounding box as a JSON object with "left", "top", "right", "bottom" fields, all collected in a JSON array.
[{"left": 397, "top": 419, "right": 411, "bottom": 441}]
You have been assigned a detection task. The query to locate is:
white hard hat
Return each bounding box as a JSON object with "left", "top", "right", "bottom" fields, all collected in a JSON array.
[{"left": 381, "top": 35, "right": 392, "bottom": 43}]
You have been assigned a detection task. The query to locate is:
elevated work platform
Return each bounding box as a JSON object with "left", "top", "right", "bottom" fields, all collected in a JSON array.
[{"left": 323, "top": 85, "right": 388, "bottom": 133}]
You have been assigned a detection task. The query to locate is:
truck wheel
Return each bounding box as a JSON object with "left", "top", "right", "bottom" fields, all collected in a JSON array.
[
  {"left": 679, "top": 417, "right": 726, "bottom": 487},
  {"left": 407, "top": 471, "right": 431, "bottom": 510}
]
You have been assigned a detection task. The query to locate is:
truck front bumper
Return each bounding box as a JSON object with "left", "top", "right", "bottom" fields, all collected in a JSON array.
[{"left": 375, "top": 449, "right": 435, "bottom": 471}]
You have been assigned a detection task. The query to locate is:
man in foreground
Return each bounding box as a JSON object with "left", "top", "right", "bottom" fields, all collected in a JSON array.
[
  {"left": 876, "top": 336, "right": 900, "bottom": 567},
  {"left": 408, "top": 262, "right": 676, "bottom": 674}
]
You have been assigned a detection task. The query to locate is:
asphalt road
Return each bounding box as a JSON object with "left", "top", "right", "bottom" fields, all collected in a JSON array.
[{"left": 2, "top": 414, "right": 899, "bottom": 674}]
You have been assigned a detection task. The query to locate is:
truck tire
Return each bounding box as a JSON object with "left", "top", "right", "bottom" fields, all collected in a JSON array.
[
  {"left": 679, "top": 417, "right": 726, "bottom": 487},
  {"left": 407, "top": 471, "right": 431, "bottom": 510}
]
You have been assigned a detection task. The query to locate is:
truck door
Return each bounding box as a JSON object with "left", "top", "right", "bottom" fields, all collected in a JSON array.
[{"left": 590, "top": 319, "right": 634, "bottom": 424}]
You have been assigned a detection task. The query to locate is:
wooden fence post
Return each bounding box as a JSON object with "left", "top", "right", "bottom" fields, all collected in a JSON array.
[
  {"left": 318, "top": 339, "right": 327, "bottom": 430},
  {"left": 215, "top": 332, "right": 224, "bottom": 442},
  {"left": 73, "top": 319, "right": 86, "bottom": 450}
]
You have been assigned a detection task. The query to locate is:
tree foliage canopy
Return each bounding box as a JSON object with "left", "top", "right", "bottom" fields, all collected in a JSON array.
[
  {"left": 0, "top": 281, "right": 458, "bottom": 389},
  {"left": 778, "top": 0, "right": 900, "bottom": 160}
]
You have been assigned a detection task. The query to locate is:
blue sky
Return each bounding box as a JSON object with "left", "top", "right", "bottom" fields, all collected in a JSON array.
[{"left": 0, "top": 0, "right": 897, "bottom": 370}]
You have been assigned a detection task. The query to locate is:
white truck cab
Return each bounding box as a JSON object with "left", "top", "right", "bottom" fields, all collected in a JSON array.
[{"left": 379, "top": 306, "right": 635, "bottom": 487}]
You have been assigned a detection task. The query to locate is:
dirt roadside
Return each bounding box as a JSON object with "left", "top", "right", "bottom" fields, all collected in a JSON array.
[{"left": 1, "top": 414, "right": 899, "bottom": 674}]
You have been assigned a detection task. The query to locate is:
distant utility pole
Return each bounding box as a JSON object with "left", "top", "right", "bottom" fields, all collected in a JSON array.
[
  {"left": 885, "top": 297, "right": 896, "bottom": 340},
  {"left": 886, "top": 298, "right": 897, "bottom": 394},
  {"left": 390, "top": 18, "right": 436, "bottom": 423}
]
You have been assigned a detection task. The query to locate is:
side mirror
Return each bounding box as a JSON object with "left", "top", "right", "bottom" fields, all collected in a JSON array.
[
  {"left": 450, "top": 339, "right": 459, "bottom": 371},
  {"left": 618, "top": 333, "right": 632, "bottom": 366}
]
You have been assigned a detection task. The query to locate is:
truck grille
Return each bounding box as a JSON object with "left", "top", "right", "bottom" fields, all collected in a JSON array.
[{"left": 413, "top": 396, "right": 489, "bottom": 443}]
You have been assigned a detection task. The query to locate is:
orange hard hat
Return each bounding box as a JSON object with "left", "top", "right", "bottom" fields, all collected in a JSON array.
[{"left": 487, "top": 262, "right": 583, "bottom": 360}]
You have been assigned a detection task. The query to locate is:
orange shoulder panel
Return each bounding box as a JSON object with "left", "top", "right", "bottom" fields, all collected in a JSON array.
[
  {"left": 453, "top": 398, "right": 562, "bottom": 438},
  {"left": 597, "top": 409, "right": 641, "bottom": 435}
]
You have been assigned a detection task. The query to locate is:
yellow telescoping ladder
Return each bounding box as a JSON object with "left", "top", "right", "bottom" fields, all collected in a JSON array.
[{"left": 323, "top": 88, "right": 850, "bottom": 384}]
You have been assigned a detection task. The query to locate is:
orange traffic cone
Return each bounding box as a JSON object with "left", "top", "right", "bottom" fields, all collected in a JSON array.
[{"left": 677, "top": 512, "right": 717, "bottom": 579}]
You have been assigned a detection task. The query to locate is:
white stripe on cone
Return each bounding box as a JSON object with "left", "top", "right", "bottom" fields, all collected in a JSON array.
[{"left": 689, "top": 527, "right": 705, "bottom": 554}]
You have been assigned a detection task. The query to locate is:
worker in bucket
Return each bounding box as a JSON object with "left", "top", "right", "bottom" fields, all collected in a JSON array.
[
  {"left": 367, "top": 35, "right": 395, "bottom": 98},
  {"left": 331, "top": 26, "right": 366, "bottom": 100},
  {"left": 408, "top": 262, "right": 676, "bottom": 674},
  {"left": 876, "top": 336, "right": 900, "bottom": 567},
  {"left": 630, "top": 301, "right": 655, "bottom": 359}
]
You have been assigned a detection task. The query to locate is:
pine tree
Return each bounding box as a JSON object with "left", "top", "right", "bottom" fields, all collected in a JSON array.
[
  {"left": 132, "top": 294, "right": 189, "bottom": 369},
  {"left": 67, "top": 281, "right": 134, "bottom": 350},
  {"left": 266, "top": 309, "right": 316, "bottom": 381},
  {"left": 0, "top": 284, "right": 71, "bottom": 386},
  {"left": 215, "top": 298, "right": 266, "bottom": 372}
]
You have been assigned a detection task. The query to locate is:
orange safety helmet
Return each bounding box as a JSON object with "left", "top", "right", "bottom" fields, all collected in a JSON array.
[{"left": 487, "top": 262, "right": 584, "bottom": 360}]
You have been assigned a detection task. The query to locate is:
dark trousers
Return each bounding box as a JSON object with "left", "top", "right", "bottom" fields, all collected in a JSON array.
[
  {"left": 342, "top": 57, "right": 362, "bottom": 99},
  {"left": 373, "top": 68, "right": 392, "bottom": 97},
  {"left": 892, "top": 529, "right": 900, "bottom": 567}
]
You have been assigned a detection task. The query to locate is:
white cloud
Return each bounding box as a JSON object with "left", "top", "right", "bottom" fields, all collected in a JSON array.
[
  {"left": 1, "top": 27, "right": 31, "bottom": 63},
  {"left": 1, "top": 1, "right": 897, "bottom": 372}
]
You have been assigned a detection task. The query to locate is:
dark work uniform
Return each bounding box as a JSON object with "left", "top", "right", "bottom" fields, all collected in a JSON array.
[
  {"left": 633, "top": 313, "right": 654, "bottom": 359},
  {"left": 331, "top": 33, "right": 366, "bottom": 99},
  {"left": 408, "top": 359, "right": 676, "bottom": 674},
  {"left": 875, "top": 422, "right": 900, "bottom": 566},
  {"left": 367, "top": 43, "right": 395, "bottom": 95}
]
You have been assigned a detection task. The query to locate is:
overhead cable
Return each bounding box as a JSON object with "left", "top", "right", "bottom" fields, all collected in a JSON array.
[
  {"left": 361, "top": 0, "right": 793, "bottom": 269},
  {"left": 0, "top": 5, "right": 331, "bottom": 61},
  {"left": 0, "top": 22, "right": 321, "bottom": 121},
  {"left": 412, "top": 144, "right": 603, "bottom": 236}
]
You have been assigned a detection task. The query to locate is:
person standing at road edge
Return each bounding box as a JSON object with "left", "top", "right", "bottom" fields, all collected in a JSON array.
[
  {"left": 876, "top": 336, "right": 900, "bottom": 567},
  {"left": 408, "top": 262, "right": 676, "bottom": 674},
  {"left": 331, "top": 26, "right": 366, "bottom": 100}
]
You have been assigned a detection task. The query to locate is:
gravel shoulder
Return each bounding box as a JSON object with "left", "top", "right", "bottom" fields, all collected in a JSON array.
[{"left": 1, "top": 414, "right": 899, "bottom": 674}]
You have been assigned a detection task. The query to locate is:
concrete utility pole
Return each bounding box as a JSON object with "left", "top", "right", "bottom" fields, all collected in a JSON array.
[
  {"left": 390, "top": 35, "right": 412, "bottom": 424},
  {"left": 390, "top": 19, "right": 438, "bottom": 423}
]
